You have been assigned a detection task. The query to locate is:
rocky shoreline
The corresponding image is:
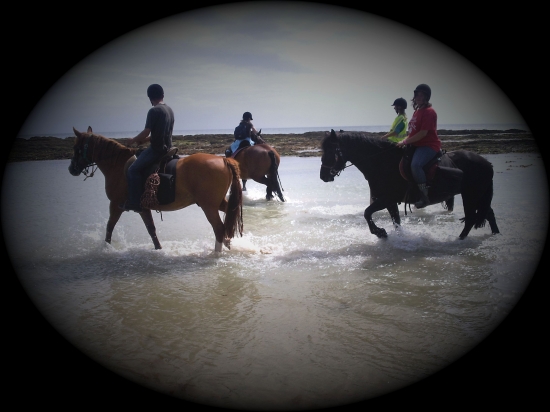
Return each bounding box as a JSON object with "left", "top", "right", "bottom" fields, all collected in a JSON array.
[{"left": 6, "top": 129, "right": 539, "bottom": 162}]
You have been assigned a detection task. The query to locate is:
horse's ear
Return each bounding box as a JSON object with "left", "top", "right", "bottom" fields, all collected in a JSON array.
[
  {"left": 87, "top": 126, "right": 92, "bottom": 133},
  {"left": 73, "top": 127, "right": 81, "bottom": 137},
  {"left": 330, "top": 129, "right": 337, "bottom": 138}
]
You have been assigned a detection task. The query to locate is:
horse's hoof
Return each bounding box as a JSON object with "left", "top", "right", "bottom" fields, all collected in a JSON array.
[{"left": 223, "top": 238, "right": 231, "bottom": 249}]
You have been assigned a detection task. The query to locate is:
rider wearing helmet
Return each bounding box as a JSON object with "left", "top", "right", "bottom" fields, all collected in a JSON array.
[
  {"left": 396, "top": 84, "right": 441, "bottom": 209},
  {"left": 121, "top": 84, "right": 175, "bottom": 213},
  {"left": 381, "top": 97, "right": 408, "bottom": 143},
  {"left": 226, "top": 111, "right": 265, "bottom": 157}
]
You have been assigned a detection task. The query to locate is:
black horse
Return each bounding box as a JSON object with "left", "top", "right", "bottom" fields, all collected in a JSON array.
[{"left": 319, "top": 129, "right": 500, "bottom": 240}]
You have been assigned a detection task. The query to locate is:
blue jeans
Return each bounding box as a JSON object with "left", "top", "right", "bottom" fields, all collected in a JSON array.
[
  {"left": 127, "top": 146, "right": 164, "bottom": 206},
  {"left": 411, "top": 146, "right": 437, "bottom": 184}
]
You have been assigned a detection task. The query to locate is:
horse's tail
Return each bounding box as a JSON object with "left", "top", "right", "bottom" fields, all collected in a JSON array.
[
  {"left": 223, "top": 158, "right": 244, "bottom": 239},
  {"left": 474, "top": 179, "right": 494, "bottom": 229},
  {"left": 268, "top": 151, "right": 285, "bottom": 202}
]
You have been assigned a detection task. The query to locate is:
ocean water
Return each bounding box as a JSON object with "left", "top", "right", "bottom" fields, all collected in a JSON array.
[{"left": 2, "top": 152, "right": 547, "bottom": 410}]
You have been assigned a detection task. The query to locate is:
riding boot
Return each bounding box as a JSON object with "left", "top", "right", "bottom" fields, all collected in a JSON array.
[
  {"left": 415, "top": 183, "right": 430, "bottom": 209},
  {"left": 225, "top": 148, "right": 232, "bottom": 158}
]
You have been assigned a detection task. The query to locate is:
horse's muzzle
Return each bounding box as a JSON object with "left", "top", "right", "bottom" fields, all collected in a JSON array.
[
  {"left": 68, "top": 159, "right": 82, "bottom": 176},
  {"left": 320, "top": 168, "right": 334, "bottom": 182}
]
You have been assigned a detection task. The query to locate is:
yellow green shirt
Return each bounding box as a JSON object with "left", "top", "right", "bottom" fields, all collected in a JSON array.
[{"left": 388, "top": 114, "right": 408, "bottom": 143}]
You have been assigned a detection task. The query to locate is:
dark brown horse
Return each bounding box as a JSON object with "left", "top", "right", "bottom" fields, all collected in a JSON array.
[
  {"left": 320, "top": 129, "right": 499, "bottom": 240},
  {"left": 69, "top": 127, "right": 243, "bottom": 252},
  {"left": 233, "top": 143, "right": 285, "bottom": 202}
]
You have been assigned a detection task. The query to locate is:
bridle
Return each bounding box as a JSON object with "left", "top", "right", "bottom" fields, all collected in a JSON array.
[
  {"left": 321, "top": 141, "right": 354, "bottom": 176},
  {"left": 73, "top": 134, "right": 98, "bottom": 180}
]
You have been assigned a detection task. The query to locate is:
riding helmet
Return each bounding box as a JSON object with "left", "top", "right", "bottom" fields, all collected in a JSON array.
[
  {"left": 147, "top": 84, "right": 164, "bottom": 99},
  {"left": 414, "top": 84, "right": 431, "bottom": 100},
  {"left": 392, "top": 97, "right": 407, "bottom": 109},
  {"left": 243, "top": 112, "right": 253, "bottom": 120}
]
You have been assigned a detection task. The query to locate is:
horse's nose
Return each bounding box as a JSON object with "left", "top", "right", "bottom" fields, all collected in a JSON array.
[
  {"left": 68, "top": 160, "right": 81, "bottom": 176},
  {"left": 320, "top": 169, "right": 334, "bottom": 182}
]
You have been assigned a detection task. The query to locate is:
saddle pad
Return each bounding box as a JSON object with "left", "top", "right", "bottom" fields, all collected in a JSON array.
[
  {"left": 231, "top": 145, "right": 249, "bottom": 159},
  {"left": 157, "top": 158, "right": 179, "bottom": 205}
]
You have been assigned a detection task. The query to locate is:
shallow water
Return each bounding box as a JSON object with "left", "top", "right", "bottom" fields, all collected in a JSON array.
[{"left": 2, "top": 153, "right": 548, "bottom": 410}]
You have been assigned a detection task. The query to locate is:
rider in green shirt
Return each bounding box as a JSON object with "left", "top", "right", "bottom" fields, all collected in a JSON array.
[{"left": 382, "top": 97, "right": 408, "bottom": 143}]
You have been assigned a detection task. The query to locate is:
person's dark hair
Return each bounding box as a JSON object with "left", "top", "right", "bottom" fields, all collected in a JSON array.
[
  {"left": 147, "top": 84, "right": 164, "bottom": 99},
  {"left": 414, "top": 84, "right": 431, "bottom": 101},
  {"left": 242, "top": 111, "right": 253, "bottom": 120},
  {"left": 392, "top": 97, "right": 407, "bottom": 109}
]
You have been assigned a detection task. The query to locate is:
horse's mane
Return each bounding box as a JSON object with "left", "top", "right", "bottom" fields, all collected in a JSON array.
[
  {"left": 80, "top": 132, "right": 136, "bottom": 163},
  {"left": 322, "top": 132, "right": 399, "bottom": 156}
]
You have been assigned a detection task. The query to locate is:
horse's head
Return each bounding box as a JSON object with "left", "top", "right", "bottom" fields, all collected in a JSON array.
[
  {"left": 68, "top": 126, "right": 96, "bottom": 176},
  {"left": 320, "top": 129, "right": 347, "bottom": 182}
]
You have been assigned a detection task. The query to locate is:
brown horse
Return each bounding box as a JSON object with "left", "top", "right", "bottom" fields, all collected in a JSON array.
[
  {"left": 68, "top": 127, "right": 243, "bottom": 252},
  {"left": 233, "top": 143, "right": 285, "bottom": 202}
]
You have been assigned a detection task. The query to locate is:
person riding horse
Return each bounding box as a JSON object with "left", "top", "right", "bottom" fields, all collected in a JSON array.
[
  {"left": 381, "top": 97, "right": 408, "bottom": 143},
  {"left": 396, "top": 84, "right": 440, "bottom": 209},
  {"left": 121, "top": 83, "right": 174, "bottom": 213},
  {"left": 225, "top": 112, "right": 265, "bottom": 157}
]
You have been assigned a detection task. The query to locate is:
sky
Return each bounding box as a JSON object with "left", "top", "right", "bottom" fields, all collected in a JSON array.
[{"left": 16, "top": 1, "right": 527, "bottom": 137}]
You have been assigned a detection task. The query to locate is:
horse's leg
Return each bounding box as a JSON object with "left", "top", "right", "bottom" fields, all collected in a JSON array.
[
  {"left": 218, "top": 198, "right": 228, "bottom": 212},
  {"left": 106, "top": 202, "right": 124, "bottom": 245},
  {"left": 387, "top": 203, "right": 401, "bottom": 229},
  {"left": 255, "top": 176, "right": 274, "bottom": 200},
  {"left": 445, "top": 196, "right": 455, "bottom": 212},
  {"left": 458, "top": 196, "right": 477, "bottom": 240},
  {"left": 242, "top": 179, "right": 247, "bottom": 191},
  {"left": 364, "top": 198, "right": 392, "bottom": 238},
  {"left": 267, "top": 152, "right": 285, "bottom": 202},
  {"left": 201, "top": 206, "right": 226, "bottom": 252},
  {"left": 487, "top": 207, "right": 500, "bottom": 234},
  {"left": 139, "top": 209, "right": 162, "bottom": 250}
]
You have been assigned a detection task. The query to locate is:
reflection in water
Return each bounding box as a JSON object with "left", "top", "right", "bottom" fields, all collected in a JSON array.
[{"left": 2, "top": 154, "right": 548, "bottom": 410}]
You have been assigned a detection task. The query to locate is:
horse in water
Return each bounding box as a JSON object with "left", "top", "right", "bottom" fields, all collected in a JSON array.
[
  {"left": 319, "top": 129, "right": 499, "bottom": 240},
  {"left": 231, "top": 138, "right": 285, "bottom": 202},
  {"left": 68, "top": 127, "right": 243, "bottom": 252}
]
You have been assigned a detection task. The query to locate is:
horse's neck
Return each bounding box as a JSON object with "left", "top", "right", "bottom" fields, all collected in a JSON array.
[
  {"left": 92, "top": 138, "right": 134, "bottom": 177},
  {"left": 340, "top": 138, "right": 398, "bottom": 176}
]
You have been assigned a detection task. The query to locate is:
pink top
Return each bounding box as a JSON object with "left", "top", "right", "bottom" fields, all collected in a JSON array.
[{"left": 407, "top": 106, "right": 441, "bottom": 152}]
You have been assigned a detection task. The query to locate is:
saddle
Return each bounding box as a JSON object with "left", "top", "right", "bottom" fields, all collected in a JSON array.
[
  {"left": 225, "top": 139, "right": 251, "bottom": 158},
  {"left": 125, "top": 147, "right": 180, "bottom": 207},
  {"left": 399, "top": 145, "right": 463, "bottom": 206}
]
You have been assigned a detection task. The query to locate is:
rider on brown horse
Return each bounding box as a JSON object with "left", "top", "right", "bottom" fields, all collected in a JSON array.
[
  {"left": 120, "top": 84, "right": 174, "bottom": 213},
  {"left": 225, "top": 111, "right": 265, "bottom": 157}
]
